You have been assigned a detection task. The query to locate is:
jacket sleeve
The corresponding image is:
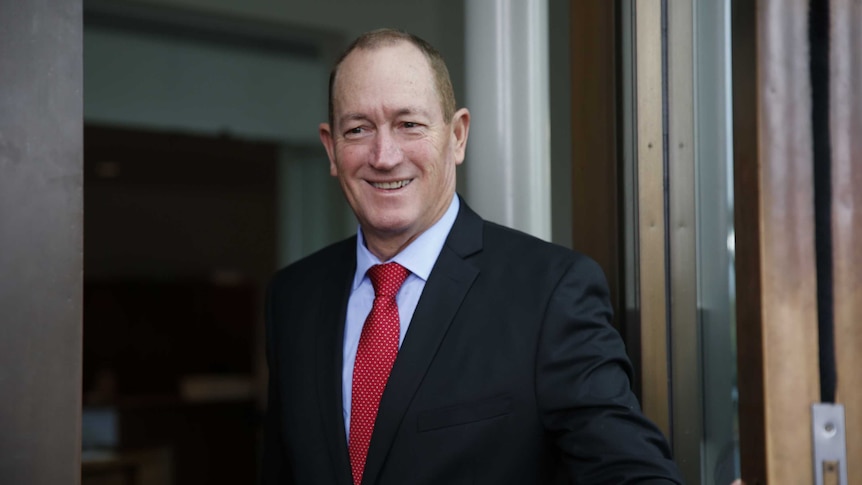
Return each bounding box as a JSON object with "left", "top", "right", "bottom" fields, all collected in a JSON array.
[{"left": 535, "top": 256, "right": 683, "bottom": 484}]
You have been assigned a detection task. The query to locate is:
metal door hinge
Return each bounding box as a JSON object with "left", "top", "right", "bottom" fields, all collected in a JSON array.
[{"left": 812, "top": 403, "right": 848, "bottom": 485}]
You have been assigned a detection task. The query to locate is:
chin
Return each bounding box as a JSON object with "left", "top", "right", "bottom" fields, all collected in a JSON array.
[{"left": 363, "top": 213, "right": 416, "bottom": 237}]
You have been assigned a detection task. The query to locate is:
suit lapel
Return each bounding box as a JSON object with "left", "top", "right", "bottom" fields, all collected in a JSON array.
[
  {"left": 361, "top": 201, "right": 484, "bottom": 485},
  {"left": 315, "top": 240, "right": 356, "bottom": 485}
]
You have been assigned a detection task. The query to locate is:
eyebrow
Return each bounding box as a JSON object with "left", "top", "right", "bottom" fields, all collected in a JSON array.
[
  {"left": 392, "top": 107, "right": 431, "bottom": 118},
  {"left": 337, "top": 107, "right": 432, "bottom": 126},
  {"left": 339, "top": 113, "right": 370, "bottom": 124}
]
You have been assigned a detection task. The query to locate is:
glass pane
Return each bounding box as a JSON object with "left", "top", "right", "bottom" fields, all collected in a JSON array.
[{"left": 694, "top": 0, "right": 739, "bottom": 483}]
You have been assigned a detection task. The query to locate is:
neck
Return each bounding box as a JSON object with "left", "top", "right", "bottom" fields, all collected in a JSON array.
[
  {"left": 360, "top": 192, "right": 456, "bottom": 261},
  {"left": 363, "top": 232, "right": 418, "bottom": 262}
]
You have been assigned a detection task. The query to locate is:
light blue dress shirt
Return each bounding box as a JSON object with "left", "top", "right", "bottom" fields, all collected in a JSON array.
[{"left": 342, "top": 195, "right": 460, "bottom": 437}]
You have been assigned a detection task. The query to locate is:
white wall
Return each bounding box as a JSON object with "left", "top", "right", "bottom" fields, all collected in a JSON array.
[{"left": 85, "top": 27, "right": 328, "bottom": 144}]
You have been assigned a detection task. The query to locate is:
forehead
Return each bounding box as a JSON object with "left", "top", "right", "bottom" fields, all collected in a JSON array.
[{"left": 331, "top": 43, "right": 440, "bottom": 118}]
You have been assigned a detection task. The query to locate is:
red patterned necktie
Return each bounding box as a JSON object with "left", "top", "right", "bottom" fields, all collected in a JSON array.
[{"left": 349, "top": 262, "right": 410, "bottom": 485}]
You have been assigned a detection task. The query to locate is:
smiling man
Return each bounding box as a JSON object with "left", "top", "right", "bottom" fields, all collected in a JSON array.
[
  {"left": 319, "top": 37, "right": 469, "bottom": 262},
  {"left": 261, "top": 29, "right": 682, "bottom": 485}
]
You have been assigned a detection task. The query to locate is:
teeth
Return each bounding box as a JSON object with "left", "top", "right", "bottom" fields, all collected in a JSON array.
[{"left": 372, "top": 179, "right": 412, "bottom": 190}]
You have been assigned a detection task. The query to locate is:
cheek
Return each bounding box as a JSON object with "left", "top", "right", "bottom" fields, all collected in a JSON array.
[
  {"left": 402, "top": 142, "right": 441, "bottom": 169},
  {"left": 334, "top": 146, "right": 367, "bottom": 172}
]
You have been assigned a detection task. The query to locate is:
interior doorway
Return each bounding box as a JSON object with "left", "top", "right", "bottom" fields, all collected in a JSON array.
[{"left": 82, "top": 124, "right": 278, "bottom": 484}]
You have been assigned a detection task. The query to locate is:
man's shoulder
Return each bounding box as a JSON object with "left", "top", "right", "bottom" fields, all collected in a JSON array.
[
  {"left": 451, "top": 198, "right": 586, "bottom": 264},
  {"left": 479, "top": 219, "right": 588, "bottom": 263},
  {"left": 269, "top": 235, "right": 356, "bottom": 288},
  {"left": 471, "top": 217, "right": 607, "bottom": 284}
]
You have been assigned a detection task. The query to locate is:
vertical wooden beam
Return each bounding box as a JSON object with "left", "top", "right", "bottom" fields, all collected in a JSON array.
[
  {"left": 634, "top": 0, "right": 669, "bottom": 438},
  {"left": 570, "top": 0, "right": 620, "bottom": 319},
  {"left": 0, "top": 0, "right": 83, "bottom": 484},
  {"left": 830, "top": 0, "right": 862, "bottom": 482},
  {"left": 730, "top": 2, "right": 766, "bottom": 480},
  {"left": 732, "top": 1, "right": 821, "bottom": 483},
  {"left": 667, "top": 0, "right": 700, "bottom": 480}
]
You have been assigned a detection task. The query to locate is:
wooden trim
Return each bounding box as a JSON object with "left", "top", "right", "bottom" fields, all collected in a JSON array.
[
  {"left": 666, "top": 0, "right": 700, "bottom": 479},
  {"left": 830, "top": 0, "right": 862, "bottom": 482},
  {"left": 730, "top": 2, "right": 765, "bottom": 480},
  {"left": 634, "top": 0, "right": 669, "bottom": 438},
  {"left": 732, "top": 1, "right": 821, "bottom": 483},
  {"left": 570, "top": 0, "right": 620, "bottom": 320}
]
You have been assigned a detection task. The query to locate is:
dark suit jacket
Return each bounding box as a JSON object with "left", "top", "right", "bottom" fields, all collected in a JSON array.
[{"left": 262, "top": 199, "right": 682, "bottom": 484}]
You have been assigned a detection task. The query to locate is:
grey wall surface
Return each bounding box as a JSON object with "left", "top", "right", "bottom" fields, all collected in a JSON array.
[
  {"left": 0, "top": 1, "right": 84, "bottom": 484},
  {"left": 84, "top": 26, "right": 329, "bottom": 144}
]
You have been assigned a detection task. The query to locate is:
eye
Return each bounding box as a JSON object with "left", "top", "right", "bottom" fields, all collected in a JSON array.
[
  {"left": 402, "top": 121, "right": 424, "bottom": 130},
  {"left": 344, "top": 126, "right": 364, "bottom": 137}
]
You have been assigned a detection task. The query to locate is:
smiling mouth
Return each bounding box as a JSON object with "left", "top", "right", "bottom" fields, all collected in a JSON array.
[{"left": 370, "top": 179, "right": 413, "bottom": 190}]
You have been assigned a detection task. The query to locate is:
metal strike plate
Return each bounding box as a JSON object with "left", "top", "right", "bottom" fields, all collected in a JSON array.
[{"left": 812, "top": 403, "right": 848, "bottom": 485}]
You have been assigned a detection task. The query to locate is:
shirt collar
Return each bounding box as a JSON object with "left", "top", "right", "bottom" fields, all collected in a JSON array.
[{"left": 353, "top": 194, "right": 460, "bottom": 290}]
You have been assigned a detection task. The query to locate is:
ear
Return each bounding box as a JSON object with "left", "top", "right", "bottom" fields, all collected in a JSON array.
[
  {"left": 450, "top": 108, "right": 470, "bottom": 165},
  {"left": 319, "top": 122, "right": 338, "bottom": 176}
]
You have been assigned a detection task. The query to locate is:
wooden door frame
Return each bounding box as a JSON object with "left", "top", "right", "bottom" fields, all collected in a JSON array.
[
  {"left": 572, "top": 2, "right": 862, "bottom": 484},
  {"left": 831, "top": 1, "right": 862, "bottom": 483},
  {"left": 732, "top": 0, "right": 822, "bottom": 482}
]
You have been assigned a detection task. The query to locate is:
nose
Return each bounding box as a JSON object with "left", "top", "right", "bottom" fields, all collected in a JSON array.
[{"left": 369, "top": 129, "right": 401, "bottom": 170}]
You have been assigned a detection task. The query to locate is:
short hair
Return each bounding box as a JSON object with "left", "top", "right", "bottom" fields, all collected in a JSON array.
[{"left": 327, "top": 28, "right": 457, "bottom": 127}]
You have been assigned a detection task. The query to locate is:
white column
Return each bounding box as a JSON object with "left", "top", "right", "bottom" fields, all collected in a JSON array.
[{"left": 464, "top": 0, "right": 551, "bottom": 240}]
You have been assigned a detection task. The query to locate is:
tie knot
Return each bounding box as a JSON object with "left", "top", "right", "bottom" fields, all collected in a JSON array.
[{"left": 367, "top": 262, "right": 409, "bottom": 298}]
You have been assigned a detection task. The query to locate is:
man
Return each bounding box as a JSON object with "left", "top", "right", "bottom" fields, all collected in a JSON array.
[{"left": 262, "top": 29, "right": 682, "bottom": 484}]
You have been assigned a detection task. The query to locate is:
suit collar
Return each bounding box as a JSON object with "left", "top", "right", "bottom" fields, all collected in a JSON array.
[
  {"left": 359, "top": 198, "right": 483, "bottom": 484},
  {"left": 442, "top": 196, "right": 484, "bottom": 259}
]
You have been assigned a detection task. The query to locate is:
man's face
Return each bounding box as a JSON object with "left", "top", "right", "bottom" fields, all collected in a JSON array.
[{"left": 320, "top": 42, "right": 469, "bottom": 259}]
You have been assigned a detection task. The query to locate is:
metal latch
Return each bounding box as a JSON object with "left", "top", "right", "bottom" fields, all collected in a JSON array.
[{"left": 812, "top": 403, "right": 848, "bottom": 485}]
